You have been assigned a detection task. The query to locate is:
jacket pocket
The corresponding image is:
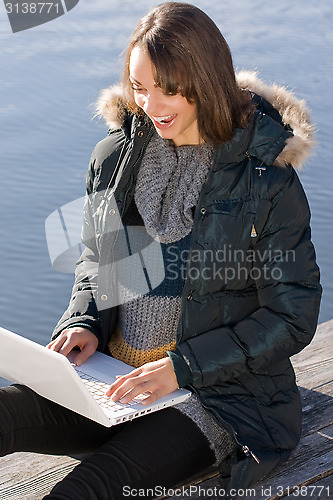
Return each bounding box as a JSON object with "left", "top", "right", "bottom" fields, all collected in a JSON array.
[
  {"left": 210, "top": 199, "right": 244, "bottom": 216},
  {"left": 204, "top": 198, "right": 246, "bottom": 249}
]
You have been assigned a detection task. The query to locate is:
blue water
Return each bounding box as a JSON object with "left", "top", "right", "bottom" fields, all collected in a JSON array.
[{"left": 0, "top": 0, "right": 332, "bottom": 385}]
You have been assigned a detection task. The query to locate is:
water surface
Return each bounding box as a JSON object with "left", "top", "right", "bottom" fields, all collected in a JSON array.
[{"left": 0, "top": 0, "right": 332, "bottom": 386}]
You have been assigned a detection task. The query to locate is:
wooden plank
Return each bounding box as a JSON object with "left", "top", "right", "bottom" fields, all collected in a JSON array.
[
  {"left": 0, "top": 453, "right": 80, "bottom": 500},
  {"left": 293, "top": 319, "right": 333, "bottom": 436},
  {"left": 292, "top": 320, "right": 333, "bottom": 395},
  {"left": 283, "top": 474, "right": 333, "bottom": 499},
  {"left": 299, "top": 386, "right": 333, "bottom": 435}
]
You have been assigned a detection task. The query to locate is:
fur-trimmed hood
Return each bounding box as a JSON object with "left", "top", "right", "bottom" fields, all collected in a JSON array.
[{"left": 94, "top": 71, "right": 315, "bottom": 170}]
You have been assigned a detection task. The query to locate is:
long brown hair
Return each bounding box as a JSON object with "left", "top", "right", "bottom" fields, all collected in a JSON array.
[{"left": 123, "top": 2, "right": 253, "bottom": 145}]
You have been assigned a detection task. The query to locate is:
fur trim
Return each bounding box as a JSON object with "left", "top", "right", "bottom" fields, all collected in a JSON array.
[
  {"left": 94, "top": 84, "right": 128, "bottom": 131},
  {"left": 95, "top": 72, "right": 315, "bottom": 170},
  {"left": 236, "top": 71, "right": 315, "bottom": 169}
]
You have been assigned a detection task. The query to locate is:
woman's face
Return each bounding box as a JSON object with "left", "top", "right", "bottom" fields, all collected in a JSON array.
[{"left": 129, "top": 45, "right": 200, "bottom": 146}]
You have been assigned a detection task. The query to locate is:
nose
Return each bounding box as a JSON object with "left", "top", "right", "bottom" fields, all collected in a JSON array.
[{"left": 142, "top": 92, "right": 160, "bottom": 117}]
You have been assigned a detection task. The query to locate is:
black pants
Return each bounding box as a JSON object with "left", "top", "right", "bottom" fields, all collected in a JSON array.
[{"left": 0, "top": 384, "right": 216, "bottom": 499}]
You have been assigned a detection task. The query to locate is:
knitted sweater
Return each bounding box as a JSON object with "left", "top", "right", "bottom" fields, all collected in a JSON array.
[{"left": 108, "top": 133, "right": 236, "bottom": 464}]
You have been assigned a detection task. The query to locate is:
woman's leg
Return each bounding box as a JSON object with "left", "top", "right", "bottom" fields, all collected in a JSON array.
[
  {"left": 0, "top": 384, "right": 121, "bottom": 456},
  {"left": 44, "top": 408, "right": 217, "bottom": 500},
  {"left": 0, "top": 385, "right": 218, "bottom": 499}
]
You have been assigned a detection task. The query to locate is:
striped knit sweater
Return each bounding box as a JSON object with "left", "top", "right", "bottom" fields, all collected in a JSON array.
[{"left": 108, "top": 132, "right": 236, "bottom": 463}]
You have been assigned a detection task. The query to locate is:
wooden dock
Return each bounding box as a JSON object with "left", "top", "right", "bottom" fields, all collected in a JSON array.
[{"left": 0, "top": 319, "right": 332, "bottom": 499}]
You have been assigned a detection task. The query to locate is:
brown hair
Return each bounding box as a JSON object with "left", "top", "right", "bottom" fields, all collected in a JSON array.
[{"left": 123, "top": 2, "right": 253, "bottom": 145}]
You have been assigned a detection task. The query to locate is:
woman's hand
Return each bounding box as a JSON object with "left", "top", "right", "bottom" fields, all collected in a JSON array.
[
  {"left": 105, "top": 357, "right": 178, "bottom": 405},
  {"left": 47, "top": 327, "right": 98, "bottom": 366}
]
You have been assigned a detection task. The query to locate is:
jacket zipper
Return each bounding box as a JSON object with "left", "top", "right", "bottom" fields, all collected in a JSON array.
[
  {"left": 189, "top": 384, "right": 260, "bottom": 464},
  {"left": 177, "top": 149, "right": 218, "bottom": 342},
  {"left": 241, "top": 445, "right": 260, "bottom": 463}
]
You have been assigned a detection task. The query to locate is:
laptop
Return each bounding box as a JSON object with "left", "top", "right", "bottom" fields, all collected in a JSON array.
[{"left": 0, "top": 327, "right": 191, "bottom": 427}]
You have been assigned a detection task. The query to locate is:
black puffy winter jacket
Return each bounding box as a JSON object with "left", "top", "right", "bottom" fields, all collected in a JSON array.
[{"left": 52, "top": 71, "right": 322, "bottom": 491}]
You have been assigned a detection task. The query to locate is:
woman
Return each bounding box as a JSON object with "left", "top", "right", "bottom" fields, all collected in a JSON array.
[{"left": 0, "top": 2, "right": 321, "bottom": 498}]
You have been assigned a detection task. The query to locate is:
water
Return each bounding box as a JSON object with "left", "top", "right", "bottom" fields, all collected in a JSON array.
[{"left": 0, "top": 0, "right": 332, "bottom": 386}]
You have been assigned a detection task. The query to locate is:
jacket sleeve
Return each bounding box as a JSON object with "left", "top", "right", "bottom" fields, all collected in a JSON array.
[
  {"left": 51, "top": 155, "right": 104, "bottom": 348},
  {"left": 51, "top": 127, "right": 130, "bottom": 350},
  {"left": 170, "top": 167, "right": 322, "bottom": 388}
]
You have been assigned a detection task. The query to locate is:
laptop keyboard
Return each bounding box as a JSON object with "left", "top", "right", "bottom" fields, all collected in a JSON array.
[{"left": 75, "top": 370, "right": 147, "bottom": 412}]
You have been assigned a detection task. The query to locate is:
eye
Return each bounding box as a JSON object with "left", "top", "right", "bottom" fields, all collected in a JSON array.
[
  {"left": 131, "top": 85, "right": 144, "bottom": 93},
  {"left": 160, "top": 85, "right": 180, "bottom": 97}
]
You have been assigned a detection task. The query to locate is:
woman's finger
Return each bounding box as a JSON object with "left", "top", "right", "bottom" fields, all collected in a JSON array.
[
  {"left": 106, "top": 373, "right": 148, "bottom": 400},
  {"left": 58, "top": 336, "right": 77, "bottom": 356},
  {"left": 140, "top": 391, "right": 160, "bottom": 406},
  {"left": 47, "top": 335, "right": 66, "bottom": 352},
  {"left": 106, "top": 368, "right": 145, "bottom": 395},
  {"left": 117, "top": 382, "right": 155, "bottom": 404},
  {"left": 73, "top": 341, "right": 98, "bottom": 367}
]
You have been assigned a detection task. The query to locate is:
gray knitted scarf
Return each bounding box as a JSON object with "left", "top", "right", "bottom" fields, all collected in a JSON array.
[{"left": 135, "top": 132, "right": 213, "bottom": 244}]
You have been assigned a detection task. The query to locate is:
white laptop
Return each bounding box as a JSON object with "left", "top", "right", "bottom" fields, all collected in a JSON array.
[{"left": 0, "top": 327, "right": 191, "bottom": 427}]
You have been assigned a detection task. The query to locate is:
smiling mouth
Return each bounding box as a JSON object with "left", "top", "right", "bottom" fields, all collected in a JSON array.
[
  {"left": 151, "top": 114, "right": 177, "bottom": 130},
  {"left": 152, "top": 114, "right": 176, "bottom": 124}
]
